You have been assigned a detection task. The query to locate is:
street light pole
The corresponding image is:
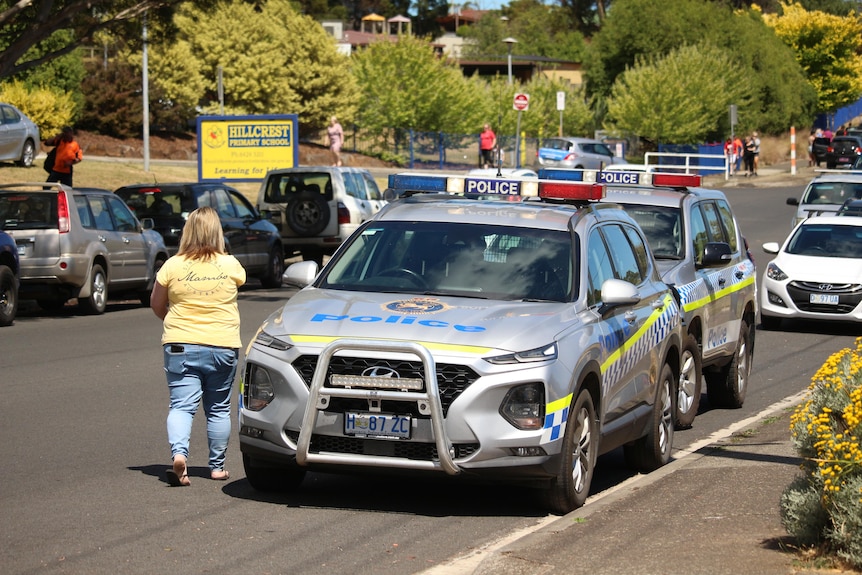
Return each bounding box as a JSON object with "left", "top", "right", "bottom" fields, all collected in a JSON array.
[{"left": 503, "top": 37, "right": 517, "bottom": 85}]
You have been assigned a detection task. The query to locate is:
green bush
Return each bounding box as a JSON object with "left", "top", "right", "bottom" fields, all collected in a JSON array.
[
  {"left": 0, "top": 80, "right": 75, "bottom": 139},
  {"left": 782, "top": 338, "right": 862, "bottom": 569}
]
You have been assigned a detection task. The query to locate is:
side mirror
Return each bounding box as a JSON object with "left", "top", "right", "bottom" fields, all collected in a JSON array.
[
  {"left": 597, "top": 278, "right": 640, "bottom": 315},
  {"left": 140, "top": 217, "right": 155, "bottom": 231},
  {"left": 787, "top": 197, "right": 799, "bottom": 206},
  {"left": 699, "top": 242, "right": 732, "bottom": 268},
  {"left": 762, "top": 242, "right": 780, "bottom": 255},
  {"left": 283, "top": 261, "right": 319, "bottom": 288}
]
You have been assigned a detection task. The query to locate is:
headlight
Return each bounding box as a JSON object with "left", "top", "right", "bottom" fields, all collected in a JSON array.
[
  {"left": 254, "top": 330, "right": 293, "bottom": 351},
  {"left": 243, "top": 364, "right": 275, "bottom": 411},
  {"left": 766, "top": 262, "right": 788, "bottom": 282},
  {"left": 500, "top": 383, "right": 545, "bottom": 430},
  {"left": 485, "top": 342, "right": 558, "bottom": 365}
]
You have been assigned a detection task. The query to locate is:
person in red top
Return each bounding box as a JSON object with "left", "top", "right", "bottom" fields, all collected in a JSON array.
[
  {"left": 480, "top": 123, "right": 497, "bottom": 169},
  {"left": 44, "top": 126, "right": 83, "bottom": 187}
]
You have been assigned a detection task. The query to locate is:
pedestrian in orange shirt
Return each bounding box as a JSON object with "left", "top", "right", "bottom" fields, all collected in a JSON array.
[{"left": 44, "top": 126, "right": 83, "bottom": 187}]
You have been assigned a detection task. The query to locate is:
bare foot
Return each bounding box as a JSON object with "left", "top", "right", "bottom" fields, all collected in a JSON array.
[
  {"left": 211, "top": 469, "right": 230, "bottom": 481},
  {"left": 167, "top": 455, "right": 190, "bottom": 486}
]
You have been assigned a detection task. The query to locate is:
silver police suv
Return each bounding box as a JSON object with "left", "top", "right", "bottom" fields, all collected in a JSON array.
[
  {"left": 239, "top": 173, "right": 684, "bottom": 514},
  {"left": 0, "top": 183, "right": 169, "bottom": 314},
  {"left": 540, "top": 169, "right": 757, "bottom": 427}
]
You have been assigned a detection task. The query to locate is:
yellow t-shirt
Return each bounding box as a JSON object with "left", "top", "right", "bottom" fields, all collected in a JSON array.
[{"left": 156, "top": 253, "right": 246, "bottom": 348}]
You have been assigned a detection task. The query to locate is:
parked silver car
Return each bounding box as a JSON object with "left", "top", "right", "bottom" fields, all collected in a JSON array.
[
  {"left": 534, "top": 137, "right": 626, "bottom": 170},
  {"left": 0, "top": 183, "right": 169, "bottom": 314},
  {"left": 0, "top": 103, "right": 40, "bottom": 168}
]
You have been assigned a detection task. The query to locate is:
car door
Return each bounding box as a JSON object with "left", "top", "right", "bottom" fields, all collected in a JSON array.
[
  {"left": 87, "top": 195, "right": 129, "bottom": 282},
  {"left": 0, "top": 105, "right": 16, "bottom": 160},
  {"left": 208, "top": 186, "right": 249, "bottom": 267},
  {"left": 227, "top": 187, "right": 268, "bottom": 271},
  {"left": 690, "top": 200, "right": 735, "bottom": 362},
  {"left": 106, "top": 195, "right": 148, "bottom": 285},
  {"left": 582, "top": 142, "right": 617, "bottom": 170},
  {"left": 586, "top": 223, "right": 656, "bottom": 426}
]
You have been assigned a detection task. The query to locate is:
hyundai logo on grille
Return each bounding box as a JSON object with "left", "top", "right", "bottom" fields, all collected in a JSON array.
[
  {"left": 819, "top": 284, "right": 834, "bottom": 291},
  {"left": 361, "top": 366, "right": 400, "bottom": 378}
]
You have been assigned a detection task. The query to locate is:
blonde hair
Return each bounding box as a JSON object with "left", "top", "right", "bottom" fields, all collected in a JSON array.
[{"left": 177, "top": 206, "right": 225, "bottom": 260}]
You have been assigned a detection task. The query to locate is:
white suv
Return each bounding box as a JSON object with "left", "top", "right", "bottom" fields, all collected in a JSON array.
[{"left": 256, "top": 167, "right": 386, "bottom": 264}]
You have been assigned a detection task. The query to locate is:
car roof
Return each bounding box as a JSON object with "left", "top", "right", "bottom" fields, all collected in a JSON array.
[
  {"left": 808, "top": 172, "right": 862, "bottom": 183},
  {"left": 799, "top": 214, "right": 862, "bottom": 226},
  {"left": 375, "top": 195, "right": 621, "bottom": 231},
  {"left": 603, "top": 185, "right": 727, "bottom": 208}
]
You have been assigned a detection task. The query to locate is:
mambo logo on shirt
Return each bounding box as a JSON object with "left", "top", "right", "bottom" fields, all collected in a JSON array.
[
  {"left": 180, "top": 270, "right": 229, "bottom": 282},
  {"left": 310, "top": 313, "right": 486, "bottom": 332},
  {"left": 464, "top": 178, "right": 522, "bottom": 195}
]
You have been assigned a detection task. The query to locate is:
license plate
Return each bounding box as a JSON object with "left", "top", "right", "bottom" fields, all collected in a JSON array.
[
  {"left": 810, "top": 293, "right": 839, "bottom": 305},
  {"left": 344, "top": 412, "right": 411, "bottom": 439},
  {"left": 839, "top": 157, "right": 849, "bottom": 162}
]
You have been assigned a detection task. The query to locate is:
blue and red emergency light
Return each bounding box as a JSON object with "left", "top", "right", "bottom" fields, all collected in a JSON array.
[
  {"left": 387, "top": 173, "right": 605, "bottom": 201},
  {"left": 537, "top": 168, "right": 701, "bottom": 188}
]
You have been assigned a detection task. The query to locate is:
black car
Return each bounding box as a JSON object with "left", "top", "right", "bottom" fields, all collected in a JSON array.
[
  {"left": 0, "top": 229, "right": 19, "bottom": 325},
  {"left": 115, "top": 183, "right": 285, "bottom": 288},
  {"left": 811, "top": 136, "right": 831, "bottom": 166},
  {"left": 825, "top": 136, "right": 862, "bottom": 169}
]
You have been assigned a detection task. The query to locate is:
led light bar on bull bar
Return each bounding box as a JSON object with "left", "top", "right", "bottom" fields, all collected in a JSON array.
[
  {"left": 387, "top": 172, "right": 605, "bottom": 201},
  {"left": 537, "top": 168, "right": 701, "bottom": 188}
]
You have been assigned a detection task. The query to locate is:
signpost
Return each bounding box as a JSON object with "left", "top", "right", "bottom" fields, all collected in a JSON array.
[
  {"left": 513, "top": 93, "right": 530, "bottom": 168},
  {"left": 556, "top": 91, "right": 565, "bottom": 137}
]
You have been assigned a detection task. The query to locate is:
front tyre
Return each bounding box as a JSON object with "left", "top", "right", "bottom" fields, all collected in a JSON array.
[
  {"left": 675, "top": 335, "right": 702, "bottom": 429},
  {"left": 0, "top": 265, "right": 18, "bottom": 326},
  {"left": 78, "top": 264, "right": 107, "bottom": 315},
  {"left": 705, "top": 319, "right": 751, "bottom": 409},
  {"left": 625, "top": 363, "right": 675, "bottom": 472},
  {"left": 243, "top": 453, "right": 306, "bottom": 492},
  {"left": 259, "top": 247, "right": 284, "bottom": 289},
  {"left": 542, "top": 388, "right": 598, "bottom": 514}
]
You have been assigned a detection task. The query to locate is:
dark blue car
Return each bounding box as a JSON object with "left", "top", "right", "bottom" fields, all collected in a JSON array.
[{"left": 0, "top": 229, "right": 19, "bottom": 326}]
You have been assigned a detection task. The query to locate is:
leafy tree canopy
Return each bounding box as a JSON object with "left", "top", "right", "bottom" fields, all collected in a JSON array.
[
  {"left": 764, "top": 2, "right": 862, "bottom": 114},
  {"left": 584, "top": 0, "right": 816, "bottom": 134},
  {"left": 605, "top": 44, "right": 753, "bottom": 144}
]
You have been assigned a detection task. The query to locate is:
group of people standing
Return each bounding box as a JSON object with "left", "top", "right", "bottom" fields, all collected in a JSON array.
[{"left": 724, "top": 132, "right": 760, "bottom": 177}]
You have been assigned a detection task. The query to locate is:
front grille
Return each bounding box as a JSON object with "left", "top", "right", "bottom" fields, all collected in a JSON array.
[
  {"left": 286, "top": 430, "right": 479, "bottom": 461},
  {"left": 787, "top": 281, "right": 862, "bottom": 314},
  {"left": 292, "top": 355, "right": 479, "bottom": 416}
]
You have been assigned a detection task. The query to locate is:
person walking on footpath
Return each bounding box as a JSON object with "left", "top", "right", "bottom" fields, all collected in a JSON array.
[
  {"left": 724, "top": 138, "right": 735, "bottom": 175},
  {"left": 150, "top": 207, "right": 247, "bottom": 487},
  {"left": 751, "top": 131, "right": 761, "bottom": 176},
  {"left": 43, "top": 126, "right": 82, "bottom": 187},
  {"left": 743, "top": 135, "right": 756, "bottom": 176},
  {"left": 480, "top": 123, "right": 497, "bottom": 169},
  {"left": 327, "top": 116, "right": 344, "bottom": 167},
  {"left": 733, "top": 135, "right": 744, "bottom": 174}
]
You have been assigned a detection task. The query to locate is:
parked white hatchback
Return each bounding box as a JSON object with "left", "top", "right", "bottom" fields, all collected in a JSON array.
[{"left": 761, "top": 215, "right": 862, "bottom": 329}]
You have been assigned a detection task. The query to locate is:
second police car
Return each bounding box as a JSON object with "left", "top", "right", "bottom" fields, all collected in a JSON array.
[
  {"left": 238, "top": 172, "right": 684, "bottom": 514},
  {"left": 539, "top": 168, "right": 757, "bottom": 428}
]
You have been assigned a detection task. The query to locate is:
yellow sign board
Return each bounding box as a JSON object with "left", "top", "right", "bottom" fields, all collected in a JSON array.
[{"left": 197, "top": 114, "right": 299, "bottom": 182}]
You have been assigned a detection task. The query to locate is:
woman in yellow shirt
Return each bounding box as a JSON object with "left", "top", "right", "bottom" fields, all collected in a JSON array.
[{"left": 151, "top": 207, "right": 246, "bottom": 486}]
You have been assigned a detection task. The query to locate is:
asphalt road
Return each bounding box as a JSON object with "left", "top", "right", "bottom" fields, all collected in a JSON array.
[{"left": 1, "top": 180, "right": 859, "bottom": 575}]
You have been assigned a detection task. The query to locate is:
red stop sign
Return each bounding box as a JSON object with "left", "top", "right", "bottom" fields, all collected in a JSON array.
[{"left": 513, "top": 93, "right": 530, "bottom": 111}]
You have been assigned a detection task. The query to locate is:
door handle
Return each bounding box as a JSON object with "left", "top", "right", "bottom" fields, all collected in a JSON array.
[
  {"left": 734, "top": 270, "right": 744, "bottom": 279},
  {"left": 718, "top": 277, "right": 726, "bottom": 285},
  {"left": 122, "top": 237, "right": 131, "bottom": 244},
  {"left": 98, "top": 235, "right": 107, "bottom": 242},
  {"left": 651, "top": 299, "right": 665, "bottom": 310},
  {"left": 624, "top": 310, "right": 637, "bottom": 323}
]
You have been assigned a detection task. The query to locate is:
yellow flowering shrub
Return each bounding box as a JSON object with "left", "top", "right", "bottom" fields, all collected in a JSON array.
[{"left": 783, "top": 338, "right": 862, "bottom": 567}]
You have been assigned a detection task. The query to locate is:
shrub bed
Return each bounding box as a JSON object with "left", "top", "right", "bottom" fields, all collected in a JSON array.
[{"left": 781, "top": 338, "right": 862, "bottom": 568}]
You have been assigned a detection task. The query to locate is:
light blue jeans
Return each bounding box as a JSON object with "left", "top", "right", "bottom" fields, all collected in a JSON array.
[{"left": 164, "top": 344, "right": 238, "bottom": 472}]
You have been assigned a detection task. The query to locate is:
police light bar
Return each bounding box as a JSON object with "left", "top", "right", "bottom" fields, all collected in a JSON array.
[
  {"left": 388, "top": 173, "right": 540, "bottom": 197},
  {"left": 537, "top": 168, "right": 701, "bottom": 188}
]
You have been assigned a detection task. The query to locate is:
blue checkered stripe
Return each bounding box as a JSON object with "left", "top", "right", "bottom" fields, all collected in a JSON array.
[
  {"left": 601, "top": 295, "right": 679, "bottom": 394},
  {"left": 540, "top": 404, "right": 570, "bottom": 443},
  {"left": 675, "top": 278, "right": 707, "bottom": 309}
]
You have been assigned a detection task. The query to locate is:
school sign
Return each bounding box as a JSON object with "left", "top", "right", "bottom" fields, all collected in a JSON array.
[{"left": 197, "top": 114, "right": 299, "bottom": 182}]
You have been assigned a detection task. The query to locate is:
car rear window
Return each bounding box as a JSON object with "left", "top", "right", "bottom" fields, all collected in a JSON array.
[
  {"left": 264, "top": 173, "right": 333, "bottom": 203},
  {"left": 0, "top": 192, "right": 58, "bottom": 230},
  {"left": 802, "top": 182, "right": 862, "bottom": 205},
  {"left": 116, "top": 187, "right": 191, "bottom": 217}
]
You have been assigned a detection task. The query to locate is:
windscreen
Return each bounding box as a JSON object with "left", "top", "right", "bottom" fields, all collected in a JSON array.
[
  {"left": 321, "top": 221, "right": 574, "bottom": 302},
  {"left": 787, "top": 223, "right": 862, "bottom": 258}
]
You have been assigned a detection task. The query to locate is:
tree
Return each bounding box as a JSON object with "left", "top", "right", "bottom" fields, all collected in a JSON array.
[
  {"left": 764, "top": 2, "right": 862, "bottom": 114},
  {"left": 0, "top": 0, "right": 219, "bottom": 80},
  {"left": 461, "top": 0, "right": 584, "bottom": 62},
  {"left": 583, "top": 0, "right": 816, "bottom": 135},
  {"left": 352, "top": 35, "right": 489, "bottom": 136},
  {"left": 605, "top": 44, "right": 753, "bottom": 144},
  {"left": 133, "top": 0, "right": 359, "bottom": 133}
]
